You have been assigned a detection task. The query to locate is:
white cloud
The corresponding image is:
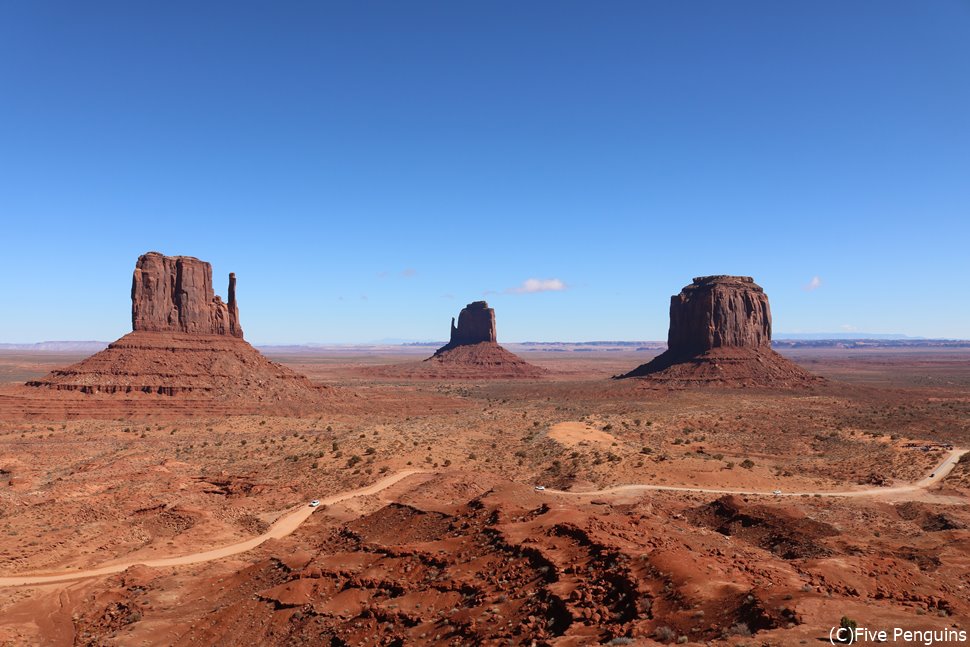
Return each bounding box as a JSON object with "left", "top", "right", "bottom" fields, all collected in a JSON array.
[
  {"left": 507, "top": 278, "right": 567, "bottom": 294},
  {"left": 803, "top": 276, "right": 822, "bottom": 291},
  {"left": 840, "top": 324, "right": 857, "bottom": 332}
]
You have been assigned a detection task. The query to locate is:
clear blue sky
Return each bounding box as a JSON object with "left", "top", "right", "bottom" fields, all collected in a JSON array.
[{"left": 1, "top": 2, "right": 968, "bottom": 343}]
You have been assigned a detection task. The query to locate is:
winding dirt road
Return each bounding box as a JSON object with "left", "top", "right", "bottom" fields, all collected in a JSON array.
[
  {"left": 547, "top": 448, "right": 968, "bottom": 499},
  {"left": 0, "top": 469, "right": 427, "bottom": 588},
  {"left": 1, "top": 449, "right": 965, "bottom": 588}
]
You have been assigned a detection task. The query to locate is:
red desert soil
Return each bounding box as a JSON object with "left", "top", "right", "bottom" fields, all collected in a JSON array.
[{"left": 0, "top": 348, "right": 968, "bottom": 646}]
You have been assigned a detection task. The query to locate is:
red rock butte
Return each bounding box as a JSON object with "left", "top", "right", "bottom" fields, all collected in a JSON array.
[
  {"left": 422, "top": 301, "right": 546, "bottom": 378},
  {"left": 20, "top": 252, "right": 328, "bottom": 412},
  {"left": 619, "top": 275, "right": 821, "bottom": 387},
  {"left": 434, "top": 300, "right": 497, "bottom": 354},
  {"left": 363, "top": 301, "right": 546, "bottom": 379},
  {"left": 131, "top": 252, "right": 243, "bottom": 338}
]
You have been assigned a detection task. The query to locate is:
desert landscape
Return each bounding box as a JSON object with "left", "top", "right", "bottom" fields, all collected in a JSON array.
[
  {"left": 0, "top": 257, "right": 967, "bottom": 646},
  {"left": 3, "top": 4, "right": 968, "bottom": 645}
]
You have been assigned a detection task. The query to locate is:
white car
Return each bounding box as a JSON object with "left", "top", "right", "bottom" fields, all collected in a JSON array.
[
  {"left": 534, "top": 486, "right": 546, "bottom": 492},
  {"left": 309, "top": 500, "right": 321, "bottom": 507},
  {"left": 772, "top": 489, "right": 782, "bottom": 496}
]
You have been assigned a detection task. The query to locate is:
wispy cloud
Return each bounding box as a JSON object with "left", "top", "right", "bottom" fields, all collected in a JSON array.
[
  {"left": 803, "top": 276, "right": 822, "bottom": 291},
  {"left": 377, "top": 268, "right": 417, "bottom": 279},
  {"left": 507, "top": 278, "right": 567, "bottom": 294},
  {"left": 840, "top": 324, "right": 857, "bottom": 332}
]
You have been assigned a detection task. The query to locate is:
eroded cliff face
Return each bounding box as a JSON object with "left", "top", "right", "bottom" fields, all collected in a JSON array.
[
  {"left": 448, "top": 301, "right": 497, "bottom": 347},
  {"left": 667, "top": 276, "right": 771, "bottom": 356},
  {"left": 131, "top": 252, "right": 242, "bottom": 338}
]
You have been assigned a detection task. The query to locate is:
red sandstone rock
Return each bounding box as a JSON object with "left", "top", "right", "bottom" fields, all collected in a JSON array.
[
  {"left": 363, "top": 301, "right": 546, "bottom": 379},
  {"left": 621, "top": 275, "right": 820, "bottom": 387},
  {"left": 435, "top": 301, "right": 497, "bottom": 354},
  {"left": 131, "top": 252, "right": 242, "bottom": 338},
  {"left": 668, "top": 275, "right": 770, "bottom": 355},
  {"left": 25, "top": 252, "right": 326, "bottom": 407},
  {"left": 426, "top": 301, "right": 544, "bottom": 378}
]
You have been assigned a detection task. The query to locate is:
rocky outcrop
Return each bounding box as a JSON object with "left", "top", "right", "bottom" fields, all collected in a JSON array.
[
  {"left": 131, "top": 252, "right": 242, "bottom": 338},
  {"left": 667, "top": 276, "right": 770, "bottom": 355},
  {"left": 437, "top": 301, "right": 496, "bottom": 353},
  {"left": 26, "top": 252, "right": 327, "bottom": 408},
  {"left": 364, "top": 301, "right": 545, "bottom": 379},
  {"left": 27, "top": 331, "right": 323, "bottom": 402},
  {"left": 620, "top": 275, "right": 820, "bottom": 387}
]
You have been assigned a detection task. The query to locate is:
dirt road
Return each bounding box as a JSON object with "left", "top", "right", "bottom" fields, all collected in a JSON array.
[
  {"left": 547, "top": 448, "right": 968, "bottom": 499},
  {"left": 0, "top": 469, "right": 427, "bottom": 587},
  {"left": 1, "top": 450, "right": 965, "bottom": 588}
]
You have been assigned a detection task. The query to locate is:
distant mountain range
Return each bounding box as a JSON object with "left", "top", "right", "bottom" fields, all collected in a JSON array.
[
  {"left": 0, "top": 341, "right": 109, "bottom": 352},
  {"left": 774, "top": 333, "right": 920, "bottom": 340},
  {"left": 2, "top": 336, "right": 969, "bottom": 353}
]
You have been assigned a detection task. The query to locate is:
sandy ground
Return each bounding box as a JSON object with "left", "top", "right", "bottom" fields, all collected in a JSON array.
[{"left": 0, "top": 347, "right": 967, "bottom": 645}]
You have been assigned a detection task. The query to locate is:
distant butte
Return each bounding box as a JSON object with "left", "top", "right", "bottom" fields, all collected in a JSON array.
[
  {"left": 619, "top": 275, "right": 822, "bottom": 387},
  {"left": 25, "top": 252, "right": 328, "bottom": 408},
  {"left": 363, "top": 301, "right": 546, "bottom": 379},
  {"left": 421, "top": 301, "right": 546, "bottom": 378},
  {"left": 434, "top": 301, "right": 496, "bottom": 354}
]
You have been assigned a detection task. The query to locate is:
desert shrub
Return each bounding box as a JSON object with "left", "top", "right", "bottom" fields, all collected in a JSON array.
[
  {"left": 838, "top": 616, "right": 857, "bottom": 643},
  {"left": 654, "top": 626, "right": 676, "bottom": 643},
  {"left": 740, "top": 458, "right": 755, "bottom": 469}
]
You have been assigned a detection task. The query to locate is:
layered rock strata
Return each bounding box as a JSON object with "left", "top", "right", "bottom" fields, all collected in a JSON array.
[{"left": 26, "top": 252, "right": 325, "bottom": 405}]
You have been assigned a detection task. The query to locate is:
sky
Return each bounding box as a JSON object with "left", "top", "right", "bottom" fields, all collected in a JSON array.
[{"left": 1, "top": 1, "right": 968, "bottom": 344}]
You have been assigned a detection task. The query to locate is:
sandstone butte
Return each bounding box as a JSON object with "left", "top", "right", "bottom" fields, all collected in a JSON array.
[
  {"left": 363, "top": 301, "right": 546, "bottom": 379},
  {"left": 422, "top": 301, "right": 546, "bottom": 378},
  {"left": 22, "top": 252, "right": 328, "bottom": 410},
  {"left": 619, "top": 275, "right": 822, "bottom": 387},
  {"left": 131, "top": 252, "right": 243, "bottom": 338}
]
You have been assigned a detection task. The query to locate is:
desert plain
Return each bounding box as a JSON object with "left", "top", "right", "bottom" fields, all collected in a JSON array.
[{"left": 0, "top": 344, "right": 968, "bottom": 646}]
